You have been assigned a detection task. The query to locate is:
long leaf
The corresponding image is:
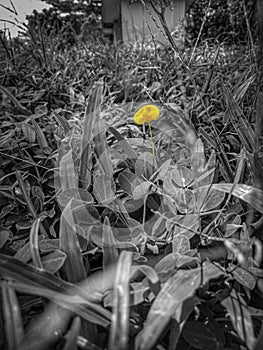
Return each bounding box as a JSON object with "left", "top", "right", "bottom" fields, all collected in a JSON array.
[
  {"left": 62, "top": 316, "right": 81, "bottom": 350},
  {"left": 59, "top": 200, "right": 87, "bottom": 283},
  {"left": 211, "top": 183, "right": 263, "bottom": 214},
  {"left": 80, "top": 80, "right": 104, "bottom": 189},
  {"left": 108, "top": 251, "right": 132, "bottom": 350},
  {"left": 102, "top": 216, "right": 119, "bottom": 268},
  {"left": 221, "top": 290, "right": 255, "bottom": 349},
  {"left": 0, "top": 84, "right": 30, "bottom": 115},
  {"left": 59, "top": 150, "right": 78, "bottom": 192},
  {"left": 93, "top": 175, "right": 116, "bottom": 204},
  {"left": 0, "top": 280, "right": 111, "bottom": 327},
  {"left": 0, "top": 253, "right": 73, "bottom": 292},
  {"left": 108, "top": 125, "right": 138, "bottom": 159},
  {"left": 29, "top": 217, "right": 43, "bottom": 269},
  {"left": 135, "top": 262, "right": 224, "bottom": 350},
  {"left": 0, "top": 253, "right": 117, "bottom": 303},
  {"left": 16, "top": 171, "right": 48, "bottom": 237},
  {"left": 1, "top": 283, "right": 25, "bottom": 349},
  {"left": 31, "top": 118, "right": 51, "bottom": 153},
  {"left": 224, "top": 85, "right": 254, "bottom": 152}
]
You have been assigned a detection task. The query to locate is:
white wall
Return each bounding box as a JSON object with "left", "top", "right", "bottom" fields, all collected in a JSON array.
[{"left": 121, "top": 0, "right": 185, "bottom": 43}]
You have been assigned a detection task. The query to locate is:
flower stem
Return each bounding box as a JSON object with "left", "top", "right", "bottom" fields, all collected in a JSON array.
[{"left": 148, "top": 122, "right": 155, "bottom": 157}]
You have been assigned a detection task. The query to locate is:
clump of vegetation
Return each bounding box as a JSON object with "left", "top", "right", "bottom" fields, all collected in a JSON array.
[{"left": 0, "top": 1, "right": 263, "bottom": 349}]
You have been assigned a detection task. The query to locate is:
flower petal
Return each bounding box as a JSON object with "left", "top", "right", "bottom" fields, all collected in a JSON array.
[{"left": 134, "top": 104, "right": 160, "bottom": 125}]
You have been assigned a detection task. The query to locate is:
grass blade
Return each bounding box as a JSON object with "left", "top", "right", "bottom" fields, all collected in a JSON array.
[
  {"left": 59, "top": 200, "right": 87, "bottom": 283},
  {"left": 108, "top": 125, "right": 138, "bottom": 159},
  {"left": 79, "top": 80, "right": 104, "bottom": 189},
  {"left": 224, "top": 85, "right": 254, "bottom": 152},
  {"left": 93, "top": 118, "right": 113, "bottom": 177},
  {"left": 93, "top": 175, "right": 116, "bottom": 204},
  {"left": 211, "top": 183, "right": 263, "bottom": 214},
  {"left": 0, "top": 253, "right": 73, "bottom": 292},
  {"left": 0, "top": 84, "right": 30, "bottom": 115},
  {"left": 1, "top": 283, "right": 25, "bottom": 349},
  {"left": 59, "top": 150, "right": 78, "bottom": 192},
  {"left": 29, "top": 217, "right": 43, "bottom": 269},
  {"left": 63, "top": 316, "right": 81, "bottom": 350},
  {"left": 135, "top": 262, "right": 224, "bottom": 350},
  {"left": 102, "top": 216, "right": 119, "bottom": 268},
  {"left": 221, "top": 290, "right": 255, "bottom": 349},
  {"left": 109, "top": 251, "right": 132, "bottom": 350},
  {"left": 31, "top": 118, "right": 51, "bottom": 153},
  {"left": 16, "top": 171, "right": 48, "bottom": 238}
]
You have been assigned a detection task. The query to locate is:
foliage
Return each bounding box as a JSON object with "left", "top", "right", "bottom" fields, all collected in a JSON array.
[
  {"left": 186, "top": 0, "right": 255, "bottom": 43},
  {"left": 0, "top": 6, "right": 263, "bottom": 350},
  {"left": 25, "top": 0, "right": 101, "bottom": 47}
]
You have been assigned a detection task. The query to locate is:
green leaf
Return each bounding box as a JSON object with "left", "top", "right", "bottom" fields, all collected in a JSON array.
[
  {"left": 194, "top": 186, "right": 225, "bottom": 213},
  {"left": 182, "top": 321, "right": 218, "bottom": 349},
  {"left": 53, "top": 111, "right": 71, "bottom": 136},
  {"left": 0, "top": 226, "right": 10, "bottom": 250},
  {"left": 174, "top": 188, "right": 195, "bottom": 213},
  {"left": 212, "top": 183, "right": 263, "bottom": 214},
  {"left": 135, "top": 152, "right": 157, "bottom": 179},
  {"left": 109, "top": 126, "right": 138, "bottom": 159},
  {"left": 170, "top": 297, "right": 200, "bottom": 349},
  {"left": 93, "top": 119, "right": 114, "bottom": 177},
  {"left": 230, "top": 265, "right": 256, "bottom": 290},
  {"left": 21, "top": 122, "right": 36, "bottom": 142},
  {"left": 172, "top": 235, "right": 190, "bottom": 254},
  {"left": 221, "top": 290, "right": 255, "bottom": 349},
  {"left": 221, "top": 213, "right": 242, "bottom": 237},
  {"left": 79, "top": 80, "right": 105, "bottom": 189},
  {"left": 171, "top": 166, "right": 194, "bottom": 188},
  {"left": 129, "top": 282, "right": 150, "bottom": 306},
  {"left": 109, "top": 251, "right": 132, "bottom": 350},
  {"left": 59, "top": 200, "right": 87, "bottom": 283},
  {"left": 197, "top": 150, "right": 216, "bottom": 187},
  {"left": 135, "top": 262, "right": 224, "bottom": 350},
  {"left": 149, "top": 158, "right": 172, "bottom": 182},
  {"left": 133, "top": 264, "right": 160, "bottom": 296},
  {"left": 59, "top": 150, "right": 78, "bottom": 191},
  {"left": 93, "top": 174, "right": 116, "bottom": 204},
  {"left": 2, "top": 281, "right": 110, "bottom": 349},
  {"left": 32, "top": 119, "right": 51, "bottom": 154},
  {"left": 151, "top": 211, "right": 172, "bottom": 238},
  {"left": 58, "top": 187, "right": 94, "bottom": 208},
  {"left": 154, "top": 254, "right": 198, "bottom": 285},
  {"left": 133, "top": 181, "right": 151, "bottom": 200},
  {"left": 102, "top": 216, "right": 119, "bottom": 268},
  {"left": 0, "top": 254, "right": 72, "bottom": 292},
  {"left": 41, "top": 249, "right": 67, "bottom": 274},
  {"left": 0, "top": 84, "right": 30, "bottom": 115},
  {"left": 118, "top": 170, "right": 143, "bottom": 196},
  {"left": 0, "top": 253, "right": 115, "bottom": 305},
  {"left": 200, "top": 188, "right": 225, "bottom": 212},
  {"left": 190, "top": 138, "right": 206, "bottom": 182},
  {"left": 29, "top": 218, "right": 43, "bottom": 269},
  {"left": 163, "top": 169, "right": 180, "bottom": 195},
  {"left": 14, "top": 239, "right": 59, "bottom": 263},
  {"left": 168, "top": 214, "right": 199, "bottom": 240},
  {"left": 1, "top": 284, "right": 25, "bottom": 349},
  {"left": 62, "top": 316, "right": 81, "bottom": 350}
]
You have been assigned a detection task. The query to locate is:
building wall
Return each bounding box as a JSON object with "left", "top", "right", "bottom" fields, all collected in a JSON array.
[
  {"left": 102, "top": 0, "right": 121, "bottom": 24},
  {"left": 121, "top": 0, "right": 186, "bottom": 43}
]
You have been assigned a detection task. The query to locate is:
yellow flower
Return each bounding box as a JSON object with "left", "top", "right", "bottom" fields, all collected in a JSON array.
[{"left": 133, "top": 104, "right": 160, "bottom": 125}]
